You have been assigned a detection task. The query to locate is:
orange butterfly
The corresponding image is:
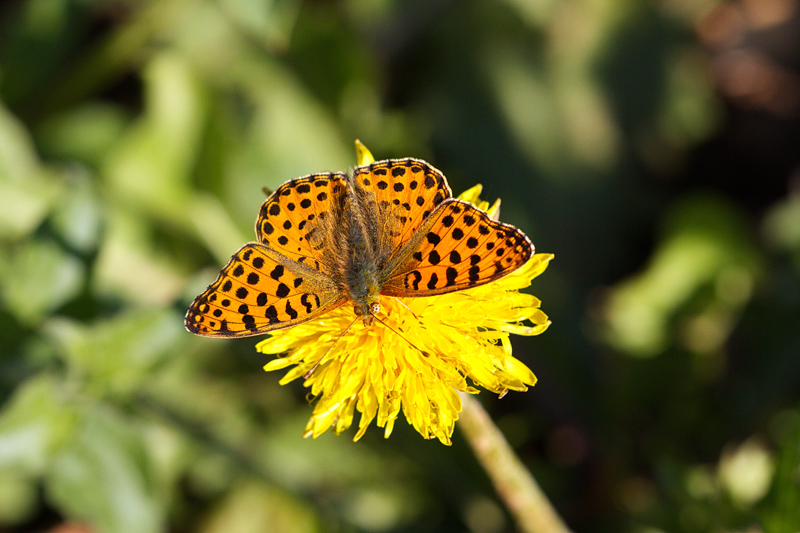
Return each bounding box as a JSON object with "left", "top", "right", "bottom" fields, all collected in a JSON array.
[{"left": 185, "top": 158, "right": 533, "bottom": 337}]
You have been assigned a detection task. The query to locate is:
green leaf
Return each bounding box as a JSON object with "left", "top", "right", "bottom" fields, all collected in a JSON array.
[
  {"left": 46, "top": 406, "right": 165, "bottom": 533},
  {"left": 92, "top": 209, "right": 187, "bottom": 305},
  {"left": 35, "top": 103, "right": 130, "bottom": 165},
  {"left": 0, "top": 375, "right": 77, "bottom": 475},
  {"left": 0, "top": 240, "right": 85, "bottom": 325},
  {"left": 102, "top": 52, "right": 208, "bottom": 223},
  {"left": 0, "top": 104, "right": 62, "bottom": 240},
  {"left": 199, "top": 482, "right": 318, "bottom": 533},
  {"left": 46, "top": 309, "right": 186, "bottom": 397},
  {"left": 0, "top": 472, "right": 39, "bottom": 526},
  {"left": 50, "top": 171, "right": 104, "bottom": 253},
  {"left": 603, "top": 194, "right": 762, "bottom": 356}
]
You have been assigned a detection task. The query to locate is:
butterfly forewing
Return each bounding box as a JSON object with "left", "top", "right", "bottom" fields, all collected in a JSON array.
[
  {"left": 255, "top": 173, "right": 349, "bottom": 274},
  {"left": 352, "top": 159, "right": 452, "bottom": 258},
  {"left": 381, "top": 199, "right": 533, "bottom": 297},
  {"left": 186, "top": 243, "right": 345, "bottom": 337}
]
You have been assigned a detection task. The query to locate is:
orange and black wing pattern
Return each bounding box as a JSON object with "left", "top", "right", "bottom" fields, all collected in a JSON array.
[
  {"left": 381, "top": 199, "right": 533, "bottom": 297},
  {"left": 352, "top": 158, "right": 452, "bottom": 257},
  {"left": 185, "top": 244, "right": 345, "bottom": 337},
  {"left": 255, "top": 172, "right": 349, "bottom": 275}
]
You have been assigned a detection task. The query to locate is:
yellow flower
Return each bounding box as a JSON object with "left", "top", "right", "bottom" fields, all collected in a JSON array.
[{"left": 256, "top": 142, "right": 552, "bottom": 445}]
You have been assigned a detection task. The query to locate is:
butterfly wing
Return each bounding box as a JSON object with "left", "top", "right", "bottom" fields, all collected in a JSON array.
[
  {"left": 351, "top": 158, "right": 452, "bottom": 259},
  {"left": 380, "top": 199, "right": 533, "bottom": 297},
  {"left": 186, "top": 243, "right": 346, "bottom": 337},
  {"left": 255, "top": 172, "right": 349, "bottom": 274}
]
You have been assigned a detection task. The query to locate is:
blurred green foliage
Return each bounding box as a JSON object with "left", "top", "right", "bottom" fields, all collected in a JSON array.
[{"left": 1, "top": 0, "right": 800, "bottom": 531}]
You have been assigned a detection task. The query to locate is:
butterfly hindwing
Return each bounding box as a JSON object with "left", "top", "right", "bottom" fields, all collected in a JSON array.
[
  {"left": 185, "top": 243, "right": 345, "bottom": 337},
  {"left": 381, "top": 199, "right": 533, "bottom": 297},
  {"left": 255, "top": 172, "right": 349, "bottom": 275}
]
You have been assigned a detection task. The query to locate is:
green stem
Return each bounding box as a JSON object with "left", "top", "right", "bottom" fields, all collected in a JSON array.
[{"left": 458, "top": 393, "right": 572, "bottom": 533}]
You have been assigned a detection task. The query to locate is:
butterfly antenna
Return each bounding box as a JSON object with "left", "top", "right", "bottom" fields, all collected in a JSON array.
[
  {"left": 369, "top": 312, "right": 430, "bottom": 358},
  {"left": 262, "top": 186, "right": 274, "bottom": 197},
  {"left": 303, "top": 315, "right": 359, "bottom": 379},
  {"left": 392, "top": 297, "right": 421, "bottom": 321}
]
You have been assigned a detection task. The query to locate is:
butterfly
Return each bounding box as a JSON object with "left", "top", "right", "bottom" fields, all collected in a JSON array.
[{"left": 185, "top": 158, "right": 534, "bottom": 337}]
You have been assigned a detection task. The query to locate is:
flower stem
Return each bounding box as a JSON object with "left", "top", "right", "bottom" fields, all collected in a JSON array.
[{"left": 458, "top": 393, "right": 572, "bottom": 533}]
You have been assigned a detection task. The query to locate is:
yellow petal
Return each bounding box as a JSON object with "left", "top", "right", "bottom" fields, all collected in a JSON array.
[{"left": 355, "top": 139, "right": 375, "bottom": 166}]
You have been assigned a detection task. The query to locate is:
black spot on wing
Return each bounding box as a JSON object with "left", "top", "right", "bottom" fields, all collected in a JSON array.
[
  {"left": 446, "top": 267, "right": 458, "bottom": 286},
  {"left": 276, "top": 283, "right": 290, "bottom": 298}
]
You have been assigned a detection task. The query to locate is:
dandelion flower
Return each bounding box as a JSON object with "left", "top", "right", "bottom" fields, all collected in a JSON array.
[{"left": 256, "top": 145, "right": 552, "bottom": 444}]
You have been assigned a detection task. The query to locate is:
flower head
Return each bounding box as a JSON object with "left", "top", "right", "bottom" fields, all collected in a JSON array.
[{"left": 256, "top": 142, "right": 552, "bottom": 445}]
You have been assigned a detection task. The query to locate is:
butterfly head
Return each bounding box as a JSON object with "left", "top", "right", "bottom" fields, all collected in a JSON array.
[{"left": 354, "top": 299, "right": 381, "bottom": 326}]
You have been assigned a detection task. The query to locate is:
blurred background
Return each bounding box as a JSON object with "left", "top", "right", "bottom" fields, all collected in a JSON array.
[{"left": 2, "top": 0, "right": 800, "bottom": 531}]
